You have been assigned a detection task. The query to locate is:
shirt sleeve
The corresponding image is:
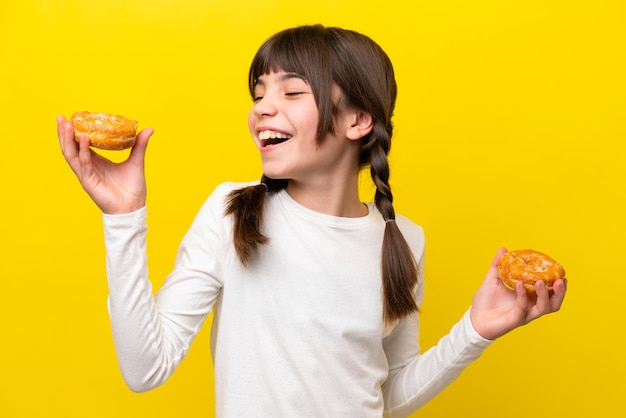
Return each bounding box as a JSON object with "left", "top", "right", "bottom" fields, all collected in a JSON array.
[
  {"left": 382, "top": 307, "right": 493, "bottom": 417},
  {"left": 103, "top": 185, "right": 231, "bottom": 392}
]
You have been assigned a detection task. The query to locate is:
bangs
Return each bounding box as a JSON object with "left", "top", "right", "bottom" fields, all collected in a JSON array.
[
  {"left": 248, "top": 36, "right": 311, "bottom": 95},
  {"left": 248, "top": 26, "right": 330, "bottom": 96}
]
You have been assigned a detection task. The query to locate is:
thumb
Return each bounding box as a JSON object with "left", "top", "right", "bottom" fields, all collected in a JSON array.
[
  {"left": 486, "top": 247, "right": 508, "bottom": 284},
  {"left": 128, "top": 127, "right": 154, "bottom": 165}
]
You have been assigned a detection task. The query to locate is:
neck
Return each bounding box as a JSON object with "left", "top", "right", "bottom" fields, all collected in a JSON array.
[{"left": 285, "top": 173, "right": 368, "bottom": 218}]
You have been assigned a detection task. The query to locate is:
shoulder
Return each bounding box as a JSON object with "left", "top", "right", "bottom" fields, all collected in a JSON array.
[
  {"left": 193, "top": 181, "right": 260, "bottom": 219},
  {"left": 394, "top": 213, "right": 424, "bottom": 242},
  {"left": 366, "top": 205, "right": 425, "bottom": 254},
  {"left": 394, "top": 213, "right": 426, "bottom": 260},
  {"left": 204, "top": 181, "right": 260, "bottom": 204},
  {"left": 212, "top": 180, "right": 260, "bottom": 197}
]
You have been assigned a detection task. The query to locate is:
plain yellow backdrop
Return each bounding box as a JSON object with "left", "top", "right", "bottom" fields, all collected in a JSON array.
[{"left": 1, "top": 1, "right": 624, "bottom": 417}]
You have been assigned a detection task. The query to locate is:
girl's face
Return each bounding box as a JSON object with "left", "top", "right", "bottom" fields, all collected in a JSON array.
[{"left": 248, "top": 70, "right": 360, "bottom": 186}]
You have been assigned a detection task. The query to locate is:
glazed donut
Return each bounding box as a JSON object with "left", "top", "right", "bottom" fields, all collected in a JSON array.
[
  {"left": 70, "top": 111, "right": 139, "bottom": 150},
  {"left": 497, "top": 249, "right": 565, "bottom": 293}
]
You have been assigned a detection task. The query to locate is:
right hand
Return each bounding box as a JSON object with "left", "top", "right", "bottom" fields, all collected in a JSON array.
[{"left": 57, "top": 115, "right": 154, "bottom": 214}]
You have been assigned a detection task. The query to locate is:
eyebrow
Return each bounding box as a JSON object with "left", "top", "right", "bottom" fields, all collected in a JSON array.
[{"left": 255, "top": 72, "right": 308, "bottom": 87}]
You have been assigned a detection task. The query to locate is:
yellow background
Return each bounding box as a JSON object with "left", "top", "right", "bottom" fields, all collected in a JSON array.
[{"left": 1, "top": 1, "right": 624, "bottom": 417}]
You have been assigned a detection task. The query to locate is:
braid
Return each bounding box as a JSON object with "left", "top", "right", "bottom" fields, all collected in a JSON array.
[
  {"left": 368, "top": 123, "right": 419, "bottom": 324},
  {"left": 224, "top": 175, "right": 287, "bottom": 266}
]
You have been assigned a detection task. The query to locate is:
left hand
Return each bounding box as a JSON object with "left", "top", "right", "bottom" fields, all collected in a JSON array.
[{"left": 469, "top": 247, "right": 567, "bottom": 340}]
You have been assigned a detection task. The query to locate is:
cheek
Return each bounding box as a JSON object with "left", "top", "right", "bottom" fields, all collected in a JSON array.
[
  {"left": 248, "top": 109, "right": 263, "bottom": 149},
  {"left": 293, "top": 107, "right": 320, "bottom": 141},
  {"left": 247, "top": 109, "right": 255, "bottom": 135}
]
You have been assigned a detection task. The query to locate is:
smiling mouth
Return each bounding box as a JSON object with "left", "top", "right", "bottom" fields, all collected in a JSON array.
[{"left": 259, "top": 130, "right": 292, "bottom": 148}]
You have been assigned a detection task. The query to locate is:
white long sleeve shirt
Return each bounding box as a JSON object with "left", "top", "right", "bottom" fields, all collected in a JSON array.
[{"left": 103, "top": 182, "right": 492, "bottom": 417}]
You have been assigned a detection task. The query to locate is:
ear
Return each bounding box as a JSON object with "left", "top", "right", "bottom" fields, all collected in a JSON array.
[{"left": 345, "top": 111, "right": 373, "bottom": 141}]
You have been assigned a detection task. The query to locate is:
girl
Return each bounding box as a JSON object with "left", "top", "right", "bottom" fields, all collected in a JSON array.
[{"left": 57, "top": 24, "right": 566, "bottom": 418}]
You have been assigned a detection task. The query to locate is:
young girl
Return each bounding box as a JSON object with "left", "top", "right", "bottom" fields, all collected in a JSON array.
[{"left": 57, "top": 24, "right": 566, "bottom": 418}]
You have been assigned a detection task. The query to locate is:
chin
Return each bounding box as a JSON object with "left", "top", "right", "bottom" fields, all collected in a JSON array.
[{"left": 260, "top": 163, "right": 289, "bottom": 181}]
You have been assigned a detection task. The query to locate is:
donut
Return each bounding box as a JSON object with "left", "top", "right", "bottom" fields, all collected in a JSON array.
[
  {"left": 497, "top": 249, "right": 565, "bottom": 293},
  {"left": 70, "top": 111, "right": 138, "bottom": 150}
]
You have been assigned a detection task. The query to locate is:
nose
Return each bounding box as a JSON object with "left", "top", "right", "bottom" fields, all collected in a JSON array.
[{"left": 252, "top": 95, "right": 278, "bottom": 117}]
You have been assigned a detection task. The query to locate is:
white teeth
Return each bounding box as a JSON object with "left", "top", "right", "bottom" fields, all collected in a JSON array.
[{"left": 258, "top": 130, "right": 292, "bottom": 140}]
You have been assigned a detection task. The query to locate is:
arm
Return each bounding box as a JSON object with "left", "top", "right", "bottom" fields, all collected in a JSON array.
[
  {"left": 58, "top": 116, "right": 224, "bottom": 390},
  {"left": 383, "top": 248, "right": 567, "bottom": 417},
  {"left": 383, "top": 310, "right": 492, "bottom": 417},
  {"left": 103, "top": 200, "right": 224, "bottom": 392}
]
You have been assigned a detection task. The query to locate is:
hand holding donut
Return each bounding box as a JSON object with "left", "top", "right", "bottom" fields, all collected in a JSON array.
[
  {"left": 469, "top": 248, "right": 567, "bottom": 340},
  {"left": 57, "top": 113, "right": 154, "bottom": 214}
]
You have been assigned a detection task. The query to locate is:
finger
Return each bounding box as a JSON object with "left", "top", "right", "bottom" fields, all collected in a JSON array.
[
  {"left": 56, "top": 115, "right": 67, "bottom": 145},
  {"left": 77, "top": 133, "right": 94, "bottom": 180},
  {"left": 515, "top": 279, "right": 529, "bottom": 312},
  {"left": 58, "top": 117, "right": 73, "bottom": 156},
  {"left": 485, "top": 247, "right": 508, "bottom": 285},
  {"left": 492, "top": 247, "right": 508, "bottom": 266},
  {"left": 128, "top": 127, "right": 154, "bottom": 166},
  {"left": 58, "top": 118, "right": 82, "bottom": 173},
  {"left": 533, "top": 280, "right": 551, "bottom": 313},
  {"left": 549, "top": 278, "right": 567, "bottom": 312}
]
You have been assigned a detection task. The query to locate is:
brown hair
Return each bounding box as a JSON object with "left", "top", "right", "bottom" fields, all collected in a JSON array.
[{"left": 225, "top": 24, "right": 419, "bottom": 324}]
